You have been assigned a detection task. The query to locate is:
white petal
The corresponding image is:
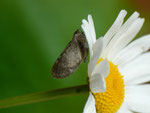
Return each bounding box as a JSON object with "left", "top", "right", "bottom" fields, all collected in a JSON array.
[
  {"left": 103, "top": 10, "right": 127, "bottom": 48},
  {"left": 125, "top": 85, "right": 150, "bottom": 113},
  {"left": 125, "top": 74, "right": 150, "bottom": 85},
  {"left": 82, "top": 15, "right": 97, "bottom": 59},
  {"left": 106, "top": 11, "right": 139, "bottom": 47},
  {"left": 113, "top": 34, "right": 150, "bottom": 65},
  {"left": 88, "top": 38, "right": 103, "bottom": 76},
  {"left": 88, "top": 15, "right": 96, "bottom": 44},
  {"left": 119, "top": 52, "right": 150, "bottom": 83},
  {"left": 83, "top": 93, "right": 96, "bottom": 113},
  {"left": 107, "top": 18, "right": 144, "bottom": 60},
  {"left": 92, "top": 60, "right": 109, "bottom": 78},
  {"left": 82, "top": 21, "right": 93, "bottom": 57},
  {"left": 89, "top": 73, "right": 106, "bottom": 93},
  {"left": 102, "top": 11, "right": 139, "bottom": 58},
  {"left": 117, "top": 102, "right": 132, "bottom": 113}
]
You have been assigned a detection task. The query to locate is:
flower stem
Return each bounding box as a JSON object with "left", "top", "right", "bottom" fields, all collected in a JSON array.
[{"left": 0, "top": 84, "right": 88, "bottom": 109}]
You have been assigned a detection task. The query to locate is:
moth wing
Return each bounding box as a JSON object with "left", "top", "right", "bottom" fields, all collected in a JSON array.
[{"left": 52, "top": 38, "right": 82, "bottom": 78}]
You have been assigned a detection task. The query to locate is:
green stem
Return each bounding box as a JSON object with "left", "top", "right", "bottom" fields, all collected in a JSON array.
[{"left": 0, "top": 84, "right": 88, "bottom": 109}]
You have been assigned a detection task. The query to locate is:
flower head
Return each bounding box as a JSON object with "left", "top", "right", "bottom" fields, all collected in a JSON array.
[{"left": 82, "top": 10, "right": 150, "bottom": 113}]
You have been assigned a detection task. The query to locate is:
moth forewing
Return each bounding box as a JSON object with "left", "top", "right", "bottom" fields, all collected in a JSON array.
[{"left": 52, "top": 30, "right": 89, "bottom": 78}]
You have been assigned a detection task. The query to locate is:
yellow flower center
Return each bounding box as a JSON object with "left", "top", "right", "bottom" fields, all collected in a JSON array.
[{"left": 93, "top": 59, "right": 125, "bottom": 113}]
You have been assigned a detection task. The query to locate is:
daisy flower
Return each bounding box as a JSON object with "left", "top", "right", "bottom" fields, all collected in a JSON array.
[{"left": 81, "top": 10, "right": 150, "bottom": 113}]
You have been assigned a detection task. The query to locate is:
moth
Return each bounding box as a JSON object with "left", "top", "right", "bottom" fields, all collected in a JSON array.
[{"left": 52, "top": 29, "right": 89, "bottom": 78}]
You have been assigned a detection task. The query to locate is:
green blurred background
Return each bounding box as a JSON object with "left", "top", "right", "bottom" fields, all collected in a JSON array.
[{"left": 0, "top": 0, "right": 150, "bottom": 113}]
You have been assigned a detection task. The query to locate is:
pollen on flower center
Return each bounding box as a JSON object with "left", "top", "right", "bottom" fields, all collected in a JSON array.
[{"left": 93, "top": 59, "right": 125, "bottom": 113}]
